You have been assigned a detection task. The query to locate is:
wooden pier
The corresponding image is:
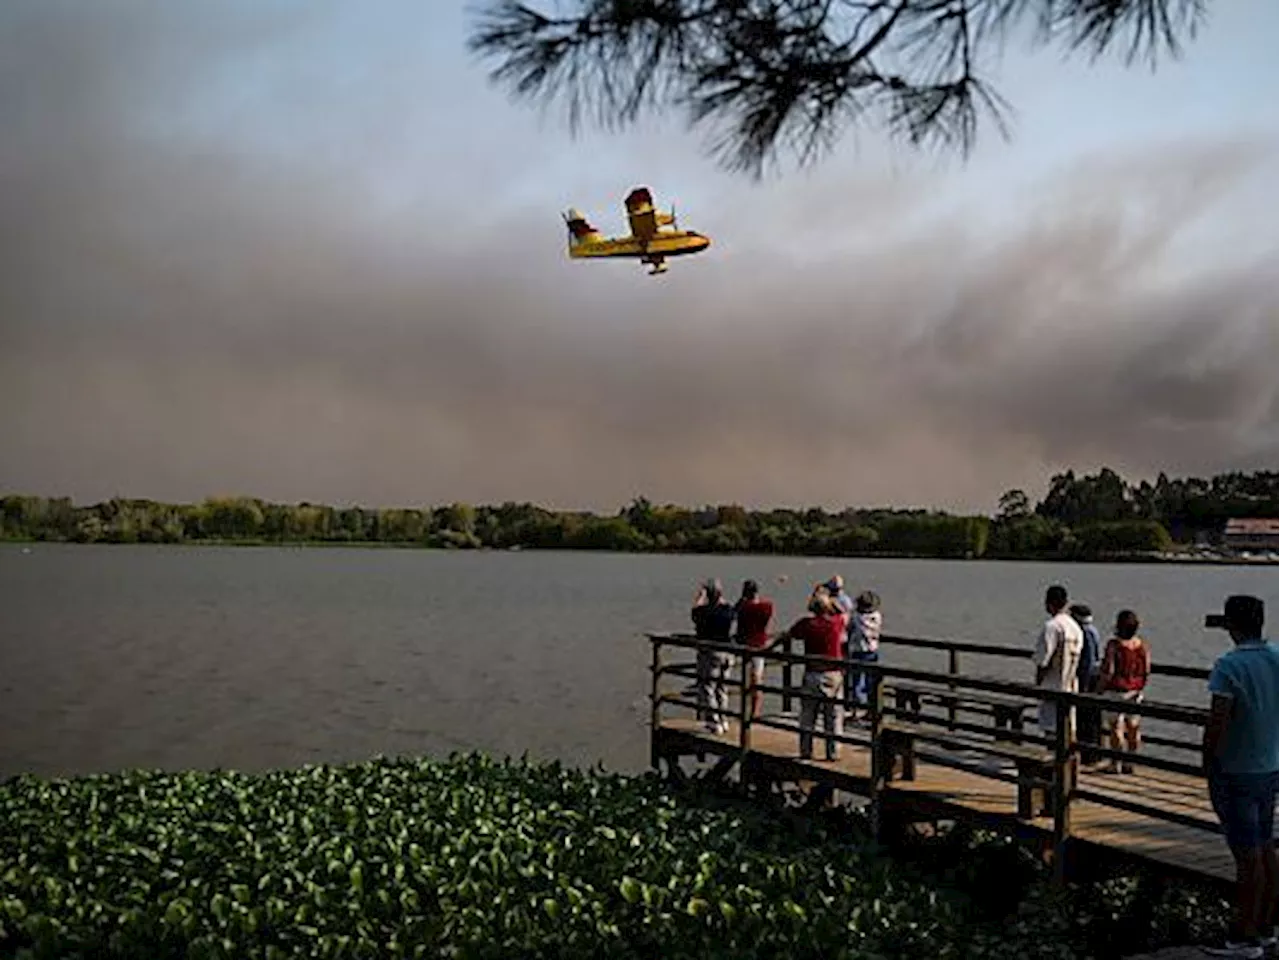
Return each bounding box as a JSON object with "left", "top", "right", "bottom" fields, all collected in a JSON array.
[{"left": 647, "top": 633, "right": 1234, "bottom": 894}]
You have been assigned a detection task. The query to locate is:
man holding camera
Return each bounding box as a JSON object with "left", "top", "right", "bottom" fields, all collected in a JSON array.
[
  {"left": 691, "top": 579, "right": 737, "bottom": 736},
  {"left": 1202, "top": 595, "right": 1278, "bottom": 958}
]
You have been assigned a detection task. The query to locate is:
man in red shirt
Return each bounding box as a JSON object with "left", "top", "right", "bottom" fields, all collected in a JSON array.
[
  {"left": 764, "top": 589, "right": 845, "bottom": 761},
  {"left": 734, "top": 580, "right": 775, "bottom": 719}
]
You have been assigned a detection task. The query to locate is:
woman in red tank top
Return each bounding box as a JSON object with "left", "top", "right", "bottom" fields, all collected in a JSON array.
[{"left": 1098, "top": 609, "right": 1152, "bottom": 774}]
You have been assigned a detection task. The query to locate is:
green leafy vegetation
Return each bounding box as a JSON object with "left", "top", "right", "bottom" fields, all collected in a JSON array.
[
  {"left": 2, "top": 468, "right": 1274, "bottom": 560},
  {"left": 0, "top": 753, "right": 1227, "bottom": 959}
]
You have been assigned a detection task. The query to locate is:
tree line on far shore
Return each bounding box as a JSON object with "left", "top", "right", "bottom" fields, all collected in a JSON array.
[{"left": 1, "top": 468, "right": 1275, "bottom": 561}]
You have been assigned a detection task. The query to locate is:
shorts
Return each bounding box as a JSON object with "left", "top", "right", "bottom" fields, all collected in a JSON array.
[
  {"left": 749, "top": 655, "right": 765, "bottom": 679},
  {"left": 1208, "top": 769, "right": 1279, "bottom": 850},
  {"left": 1102, "top": 689, "right": 1143, "bottom": 727}
]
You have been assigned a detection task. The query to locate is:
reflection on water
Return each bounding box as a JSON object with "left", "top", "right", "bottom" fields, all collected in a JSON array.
[{"left": 1, "top": 544, "right": 1274, "bottom": 778}]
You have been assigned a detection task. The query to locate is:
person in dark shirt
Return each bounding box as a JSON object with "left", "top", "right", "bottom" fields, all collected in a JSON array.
[
  {"left": 735, "top": 579, "right": 775, "bottom": 719},
  {"left": 691, "top": 579, "right": 736, "bottom": 735},
  {"left": 1070, "top": 603, "right": 1103, "bottom": 765}
]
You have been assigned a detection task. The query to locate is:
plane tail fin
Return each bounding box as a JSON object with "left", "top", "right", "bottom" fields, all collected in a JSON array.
[{"left": 564, "top": 208, "right": 601, "bottom": 246}]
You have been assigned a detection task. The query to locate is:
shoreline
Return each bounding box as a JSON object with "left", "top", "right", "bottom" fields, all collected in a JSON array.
[{"left": 2, "top": 536, "right": 1275, "bottom": 566}]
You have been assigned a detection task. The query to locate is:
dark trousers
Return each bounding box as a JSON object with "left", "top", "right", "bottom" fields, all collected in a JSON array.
[{"left": 1077, "top": 677, "right": 1102, "bottom": 763}]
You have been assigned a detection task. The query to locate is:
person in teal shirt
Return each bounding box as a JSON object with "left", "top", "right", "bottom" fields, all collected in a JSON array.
[{"left": 1202, "top": 595, "right": 1278, "bottom": 958}]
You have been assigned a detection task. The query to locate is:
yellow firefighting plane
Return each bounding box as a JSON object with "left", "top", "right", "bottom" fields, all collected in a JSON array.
[{"left": 563, "top": 186, "right": 711, "bottom": 276}]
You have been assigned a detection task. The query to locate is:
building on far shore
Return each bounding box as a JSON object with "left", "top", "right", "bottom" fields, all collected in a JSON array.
[{"left": 1221, "top": 517, "right": 1279, "bottom": 554}]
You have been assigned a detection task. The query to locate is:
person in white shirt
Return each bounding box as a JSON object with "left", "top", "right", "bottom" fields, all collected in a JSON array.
[
  {"left": 1033, "top": 584, "right": 1084, "bottom": 737},
  {"left": 846, "top": 590, "right": 883, "bottom": 719}
]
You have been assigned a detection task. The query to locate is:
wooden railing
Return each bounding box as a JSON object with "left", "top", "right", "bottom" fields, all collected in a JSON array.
[
  {"left": 769, "top": 633, "right": 1209, "bottom": 752},
  {"left": 647, "top": 632, "right": 1215, "bottom": 882},
  {"left": 777, "top": 632, "right": 1210, "bottom": 710}
]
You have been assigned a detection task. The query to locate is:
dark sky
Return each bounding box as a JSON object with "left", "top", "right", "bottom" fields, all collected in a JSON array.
[{"left": 0, "top": 1, "right": 1275, "bottom": 514}]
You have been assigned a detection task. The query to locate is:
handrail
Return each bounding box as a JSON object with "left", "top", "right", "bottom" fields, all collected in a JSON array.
[
  {"left": 877, "top": 633, "right": 1211, "bottom": 680},
  {"left": 647, "top": 633, "right": 1209, "bottom": 723},
  {"left": 648, "top": 629, "right": 1210, "bottom": 679},
  {"left": 646, "top": 631, "right": 1218, "bottom": 882}
]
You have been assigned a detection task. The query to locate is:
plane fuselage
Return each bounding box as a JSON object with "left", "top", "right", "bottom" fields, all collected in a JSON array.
[{"left": 564, "top": 186, "right": 710, "bottom": 275}]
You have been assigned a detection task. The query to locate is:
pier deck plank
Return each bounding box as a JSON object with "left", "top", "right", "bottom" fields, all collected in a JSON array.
[{"left": 657, "top": 715, "right": 1232, "bottom": 885}]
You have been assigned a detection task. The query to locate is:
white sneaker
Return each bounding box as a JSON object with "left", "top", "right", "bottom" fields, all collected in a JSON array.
[{"left": 1202, "top": 942, "right": 1264, "bottom": 959}]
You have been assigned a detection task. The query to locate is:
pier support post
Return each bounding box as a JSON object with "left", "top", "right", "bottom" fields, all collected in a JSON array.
[
  {"left": 868, "top": 671, "right": 891, "bottom": 844},
  {"left": 1051, "top": 698, "right": 1076, "bottom": 885},
  {"left": 947, "top": 649, "right": 959, "bottom": 731},
  {"left": 649, "top": 639, "right": 662, "bottom": 772},
  {"left": 782, "top": 635, "right": 794, "bottom": 714}
]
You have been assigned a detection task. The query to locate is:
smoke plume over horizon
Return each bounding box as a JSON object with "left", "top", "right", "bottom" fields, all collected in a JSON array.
[{"left": 1, "top": 1, "right": 1275, "bottom": 515}]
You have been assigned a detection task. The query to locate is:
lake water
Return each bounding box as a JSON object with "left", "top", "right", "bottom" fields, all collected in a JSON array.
[{"left": 1, "top": 544, "right": 1275, "bottom": 779}]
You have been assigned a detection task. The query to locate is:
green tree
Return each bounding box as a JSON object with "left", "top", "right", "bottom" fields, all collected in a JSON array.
[
  {"left": 566, "top": 516, "right": 652, "bottom": 551},
  {"left": 875, "top": 513, "right": 988, "bottom": 558},
  {"left": 467, "top": 0, "right": 1207, "bottom": 177},
  {"left": 437, "top": 502, "right": 477, "bottom": 536},
  {"left": 987, "top": 514, "right": 1067, "bottom": 558},
  {"left": 1037, "top": 467, "right": 1133, "bottom": 527},
  {"left": 2, "top": 464, "right": 1272, "bottom": 557},
  {"left": 1072, "top": 519, "right": 1173, "bottom": 558},
  {"left": 202, "top": 497, "right": 264, "bottom": 540},
  {"left": 996, "top": 488, "right": 1031, "bottom": 522}
]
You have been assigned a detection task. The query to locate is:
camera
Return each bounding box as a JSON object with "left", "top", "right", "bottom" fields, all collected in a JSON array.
[{"left": 1204, "top": 613, "right": 1228, "bottom": 629}]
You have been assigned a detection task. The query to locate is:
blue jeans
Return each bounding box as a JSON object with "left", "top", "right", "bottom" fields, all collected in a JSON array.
[
  {"left": 1208, "top": 768, "right": 1279, "bottom": 851},
  {"left": 846, "top": 650, "right": 879, "bottom": 710}
]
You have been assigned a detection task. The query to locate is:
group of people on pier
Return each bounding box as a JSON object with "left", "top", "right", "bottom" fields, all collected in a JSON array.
[
  {"left": 688, "top": 576, "right": 1164, "bottom": 772},
  {"left": 1036, "top": 583, "right": 1153, "bottom": 775},
  {"left": 689, "top": 574, "right": 881, "bottom": 760},
  {"left": 1020, "top": 586, "right": 1278, "bottom": 958},
  {"left": 685, "top": 579, "right": 1278, "bottom": 958}
]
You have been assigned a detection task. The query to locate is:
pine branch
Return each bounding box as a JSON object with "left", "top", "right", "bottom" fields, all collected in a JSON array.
[{"left": 465, "top": 0, "right": 1209, "bottom": 177}]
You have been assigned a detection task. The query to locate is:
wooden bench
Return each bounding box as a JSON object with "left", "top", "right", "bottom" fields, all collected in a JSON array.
[
  {"left": 890, "top": 681, "right": 1035, "bottom": 744},
  {"left": 880, "top": 718, "right": 1061, "bottom": 820}
]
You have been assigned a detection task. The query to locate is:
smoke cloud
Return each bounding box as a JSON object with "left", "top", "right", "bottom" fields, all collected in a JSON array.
[{"left": 0, "top": 1, "right": 1275, "bottom": 514}]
